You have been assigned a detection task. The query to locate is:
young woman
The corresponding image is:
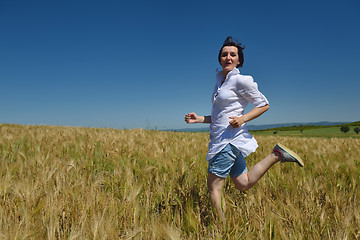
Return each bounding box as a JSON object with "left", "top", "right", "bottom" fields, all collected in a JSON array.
[{"left": 185, "top": 36, "right": 303, "bottom": 225}]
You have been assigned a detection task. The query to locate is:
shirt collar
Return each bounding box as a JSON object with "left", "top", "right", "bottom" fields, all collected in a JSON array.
[
  {"left": 216, "top": 68, "right": 240, "bottom": 84},
  {"left": 228, "top": 67, "right": 240, "bottom": 76}
]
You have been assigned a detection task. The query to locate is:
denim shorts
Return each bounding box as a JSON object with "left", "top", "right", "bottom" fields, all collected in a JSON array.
[{"left": 207, "top": 143, "right": 248, "bottom": 178}]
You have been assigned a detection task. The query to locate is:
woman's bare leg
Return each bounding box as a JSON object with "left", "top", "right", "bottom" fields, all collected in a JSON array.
[
  {"left": 207, "top": 173, "right": 226, "bottom": 227},
  {"left": 232, "top": 151, "right": 281, "bottom": 191}
]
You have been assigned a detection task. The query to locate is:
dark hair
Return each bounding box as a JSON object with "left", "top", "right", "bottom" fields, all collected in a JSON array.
[{"left": 218, "top": 36, "right": 245, "bottom": 68}]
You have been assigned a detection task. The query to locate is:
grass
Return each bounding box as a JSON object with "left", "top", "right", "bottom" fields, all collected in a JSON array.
[
  {"left": 0, "top": 124, "right": 360, "bottom": 239},
  {"left": 252, "top": 126, "right": 360, "bottom": 138}
]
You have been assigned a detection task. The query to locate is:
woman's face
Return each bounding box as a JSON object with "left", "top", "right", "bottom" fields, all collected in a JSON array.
[{"left": 220, "top": 46, "right": 240, "bottom": 73}]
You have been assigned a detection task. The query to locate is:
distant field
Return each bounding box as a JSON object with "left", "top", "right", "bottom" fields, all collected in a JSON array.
[
  {"left": 252, "top": 126, "right": 360, "bottom": 138},
  {"left": 0, "top": 124, "right": 359, "bottom": 239}
]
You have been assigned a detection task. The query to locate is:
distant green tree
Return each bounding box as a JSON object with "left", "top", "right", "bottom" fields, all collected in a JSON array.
[
  {"left": 354, "top": 127, "right": 360, "bottom": 134},
  {"left": 340, "top": 125, "right": 350, "bottom": 134}
]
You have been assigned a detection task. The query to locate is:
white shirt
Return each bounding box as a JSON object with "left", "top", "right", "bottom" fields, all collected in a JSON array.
[{"left": 206, "top": 68, "right": 269, "bottom": 161}]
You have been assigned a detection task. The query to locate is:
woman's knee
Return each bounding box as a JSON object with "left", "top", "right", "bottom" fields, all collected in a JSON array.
[
  {"left": 235, "top": 184, "right": 250, "bottom": 191},
  {"left": 208, "top": 188, "right": 219, "bottom": 199},
  {"left": 232, "top": 174, "right": 251, "bottom": 191}
]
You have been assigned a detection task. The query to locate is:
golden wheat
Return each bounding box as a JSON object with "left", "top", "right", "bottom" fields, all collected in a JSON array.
[{"left": 0, "top": 124, "right": 359, "bottom": 239}]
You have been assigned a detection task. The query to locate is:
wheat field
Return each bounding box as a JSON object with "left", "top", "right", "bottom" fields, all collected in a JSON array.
[{"left": 0, "top": 124, "right": 359, "bottom": 239}]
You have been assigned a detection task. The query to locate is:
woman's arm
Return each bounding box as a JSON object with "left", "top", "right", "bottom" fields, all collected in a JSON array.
[
  {"left": 229, "top": 104, "right": 269, "bottom": 128},
  {"left": 185, "top": 112, "right": 211, "bottom": 124}
]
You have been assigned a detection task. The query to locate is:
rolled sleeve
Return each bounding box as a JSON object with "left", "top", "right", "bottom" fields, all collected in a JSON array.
[{"left": 237, "top": 76, "right": 269, "bottom": 107}]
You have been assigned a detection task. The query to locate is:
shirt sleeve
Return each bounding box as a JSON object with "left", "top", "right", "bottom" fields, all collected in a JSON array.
[{"left": 237, "top": 76, "right": 269, "bottom": 107}]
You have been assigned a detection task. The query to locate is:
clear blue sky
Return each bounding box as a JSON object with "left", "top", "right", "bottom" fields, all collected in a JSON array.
[{"left": 1, "top": 0, "right": 359, "bottom": 130}]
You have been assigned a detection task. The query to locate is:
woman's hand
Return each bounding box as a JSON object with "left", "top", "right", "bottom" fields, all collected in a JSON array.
[
  {"left": 185, "top": 112, "right": 202, "bottom": 124},
  {"left": 229, "top": 116, "right": 246, "bottom": 128},
  {"left": 185, "top": 113, "right": 211, "bottom": 124},
  {"left": 229, "top": 105, "right": 269, "bottom": 128}
]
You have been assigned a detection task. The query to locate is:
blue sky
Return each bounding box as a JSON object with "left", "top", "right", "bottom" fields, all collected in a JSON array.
[{"left": 1, "top": 0, "right": 359, "bottom": 130}]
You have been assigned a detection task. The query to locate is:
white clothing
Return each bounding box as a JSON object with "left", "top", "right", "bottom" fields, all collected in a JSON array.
[{"left": 206, "top": 68, "right": 269, "bottom": 161}]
